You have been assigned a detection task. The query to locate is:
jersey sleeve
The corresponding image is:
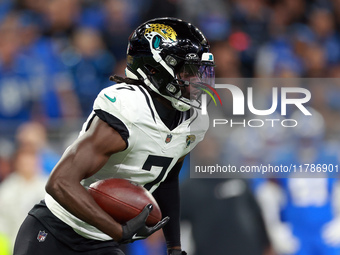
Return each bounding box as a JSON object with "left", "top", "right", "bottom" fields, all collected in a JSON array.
[{"left": 92, "top": 84, "right": 135, "bottom": 147}]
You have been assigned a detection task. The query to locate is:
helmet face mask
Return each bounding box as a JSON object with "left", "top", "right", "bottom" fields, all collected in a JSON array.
[{"left": 126, "top": 17, "right": 215, "bottom": 111}]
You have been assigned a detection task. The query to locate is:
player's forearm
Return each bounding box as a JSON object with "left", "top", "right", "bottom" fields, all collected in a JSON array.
[
  {"left": 153, "top": 179, "right": 181, "bottom": 248},
  {"left": 45, "top": 142, "right": 123, "bottom": 241},
  {"left": 46, "top": 177, "right": 123, "bottom": 241},
  {"left": 153, "top": 160, "right": 184, "bottom": 248}
]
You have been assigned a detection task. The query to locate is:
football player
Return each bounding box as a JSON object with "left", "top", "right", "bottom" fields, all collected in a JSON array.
[
  {"left": 255, "top": 108, "right": 340, "bottom": 255},
  {"left": 13, "top": 17, "right": 215, "bottom": 255}
]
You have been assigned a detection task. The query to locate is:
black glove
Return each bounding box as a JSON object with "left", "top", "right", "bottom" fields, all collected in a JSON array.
[
  {"left": 120, "top": 204, "right": 169, "bottom": 244},
  {"left": 168, "top": 249, "right": 187, "bottom": 255}
]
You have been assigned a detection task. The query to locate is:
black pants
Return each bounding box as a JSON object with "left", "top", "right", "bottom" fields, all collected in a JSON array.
[{"left": 13, "top": 215, "right": 124, "bottom": 255}]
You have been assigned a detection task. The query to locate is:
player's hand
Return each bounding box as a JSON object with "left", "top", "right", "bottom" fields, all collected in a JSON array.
[
  {"left": 120, "top": 204, "right": 169, "bottom": 244},
  {"left": 168, "top": 249, "right": 187, "bottom": 255}
]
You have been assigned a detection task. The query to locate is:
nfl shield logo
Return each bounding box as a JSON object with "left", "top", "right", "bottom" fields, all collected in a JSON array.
[
  {"left": 37, "top": 230, "right": 48, "bottom": 242},
  {"left": 165, "top": 134, "right": 172, "bottom": 143}
]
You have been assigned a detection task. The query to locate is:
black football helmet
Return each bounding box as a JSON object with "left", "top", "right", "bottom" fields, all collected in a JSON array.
[{"left": 125, "top": 17, "right": 215, "bottom": 111}]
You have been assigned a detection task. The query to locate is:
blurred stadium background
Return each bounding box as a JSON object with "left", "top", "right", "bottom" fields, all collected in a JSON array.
[{"left": 1, "top": 0, "right": 340, "bottom": 254}]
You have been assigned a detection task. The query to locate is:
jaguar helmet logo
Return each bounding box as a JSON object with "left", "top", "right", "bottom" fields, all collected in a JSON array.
[{"left": 144, "top": 23, "right": 177, "bottom": 49}]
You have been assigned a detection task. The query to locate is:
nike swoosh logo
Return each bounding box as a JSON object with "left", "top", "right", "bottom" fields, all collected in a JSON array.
[
  {"left": 132, "top": 233, "right": 146, "bottom": 240},
  {"left": 104, "top": 93, "right": 116, "bottom": 103}
]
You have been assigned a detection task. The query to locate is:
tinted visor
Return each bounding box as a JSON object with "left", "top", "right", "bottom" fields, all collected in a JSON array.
[
  {"left": 177, "top": 62, "right": 215, "bottom": 102},
  {"left": 178, "top": 62, "right": 215, "bottom": 84}
]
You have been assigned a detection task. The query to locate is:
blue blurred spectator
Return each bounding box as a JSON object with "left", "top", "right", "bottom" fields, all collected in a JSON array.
[
  {"left": 255, "top": 25, "right": 311, "bottom": 77},
  {"left": 15, "top": 121, "right": 60, "bottom": 175},
  {"left": 62, "top": 27, "right": 116, "bottom": 116},
  {"left": 41, "top": 0, "right": 80, "bottom": 39},
  {"left": 101, "top": 0, "right": 143, "bottom": 61},
  {"left": 17, "top": 10, "right": 81, "bottom": 120},
  {"left": 230, "top": 0, "right": 271, "bottom": 76},
  {"left": 255, "top": 108, "right": 340, "bottom": 255},
  {"left": 177, "top": 0, "right": 230, "bottom": 38},
  {"left": 210, "top": 40, "right": 241, "bottom": 78},
  {"left": 197, "top": 14, "right": 230, "bottom": 42},
  {"left": 307, "top": 8, "right": 340, "bottom": 65},
  {"left": 0, "top": 13, "right": 34, "bottom": 124}
]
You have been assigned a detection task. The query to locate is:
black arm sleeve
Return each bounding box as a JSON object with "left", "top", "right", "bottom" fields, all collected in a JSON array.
[
  {"left": 94, "top": 109, "right": 129, "bottom": 148},
  {"left": 152, "top": 160, "right": 183, "bottom": 248}
]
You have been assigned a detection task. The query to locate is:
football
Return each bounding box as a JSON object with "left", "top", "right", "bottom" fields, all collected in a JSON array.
[{"left": 88, "top": 178, "right": 162, "bottom": 226}]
